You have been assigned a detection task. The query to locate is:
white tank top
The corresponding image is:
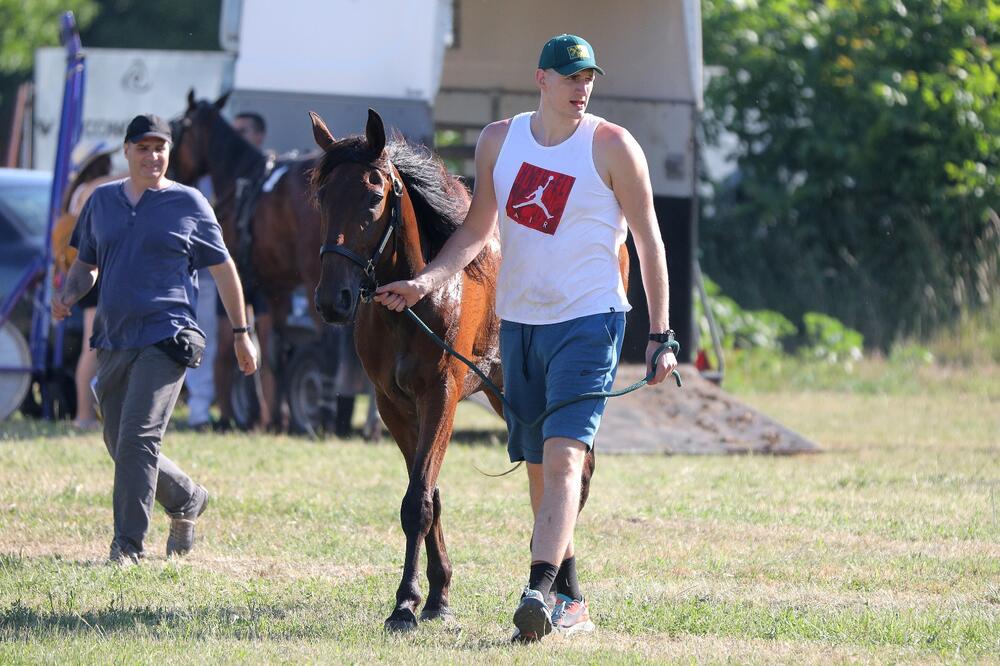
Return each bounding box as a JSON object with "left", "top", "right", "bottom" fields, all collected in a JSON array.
[{"left": 492, "top": 112, "right": 631, "bottom": 324}]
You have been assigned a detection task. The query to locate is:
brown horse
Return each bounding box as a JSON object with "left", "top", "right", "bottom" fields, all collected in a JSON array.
[
  {"left": 170, "top": 91, "right": 371, "bottom": 434},
  {"left": 309, "top": 109, "right": 516, "bottom": 630},
  {"left": 170, "top": 91, "right": 319, "bottom": 345}
]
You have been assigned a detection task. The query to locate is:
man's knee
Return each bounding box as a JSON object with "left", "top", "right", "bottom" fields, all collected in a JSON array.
[{"left": 542, "top": 437, "right": 587, "bottom": 482}]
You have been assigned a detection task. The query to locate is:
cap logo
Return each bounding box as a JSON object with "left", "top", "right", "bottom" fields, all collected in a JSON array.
[{"left": 566, "top": 45, "right": 589, "bottom": 60}]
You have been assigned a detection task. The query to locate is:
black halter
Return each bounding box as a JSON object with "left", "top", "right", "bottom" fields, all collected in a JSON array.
[{"left": 318, "top": 163, "right": 404, "bottom": 303}]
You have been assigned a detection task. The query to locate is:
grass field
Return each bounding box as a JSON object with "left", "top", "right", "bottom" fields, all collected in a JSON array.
[{"left": 0, "top": 361, "right": 998, "bottom": 664}]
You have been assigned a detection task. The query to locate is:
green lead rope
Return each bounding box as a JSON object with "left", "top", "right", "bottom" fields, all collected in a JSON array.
[{"left": 402, "top": 307, "right": 682, "bottom": 429}]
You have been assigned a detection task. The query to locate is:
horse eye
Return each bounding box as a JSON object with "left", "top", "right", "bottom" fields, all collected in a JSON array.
[{"left": 368, "top": 190, "right": 385, "bottom": 205}]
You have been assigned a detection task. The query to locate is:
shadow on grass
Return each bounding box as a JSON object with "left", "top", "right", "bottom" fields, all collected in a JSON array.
[{"left": 0, "top": 601, "right": 319, "bottom": 640}]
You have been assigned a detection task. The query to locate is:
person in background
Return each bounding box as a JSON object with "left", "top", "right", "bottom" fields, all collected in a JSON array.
[
  {"left": 214, "top": 111, "right": 278, "bottom": 430},
  {"left": 185, "top": 171, "right": 218, "bottom": 431},
  {"left": 52, "top": 140, "right": 121, "bottom": 430}
]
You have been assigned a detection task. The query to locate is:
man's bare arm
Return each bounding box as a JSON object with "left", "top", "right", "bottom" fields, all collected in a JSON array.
[
  {"left": 208, "top": 258, "right": 248, "bottom": 329},
  {"left": 208, "top": 258, "right": 258, "bottom": 375},
  {"left": 598, "top": 122, "right": 676, "bottom": 384},
  {"left": 52, "top": 259, "right": 98, "bottom": 321},
  {"left": 600, "top": 124, "right": 670, "bottom": 333}
]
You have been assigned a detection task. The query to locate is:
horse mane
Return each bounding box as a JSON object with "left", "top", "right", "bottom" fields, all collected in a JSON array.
[{"left": 311, "top": 134, "right": 490, "bottom": 283}]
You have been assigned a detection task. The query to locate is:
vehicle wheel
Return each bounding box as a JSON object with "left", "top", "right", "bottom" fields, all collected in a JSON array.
[
  {"left": 230, "top": 369, "right": 260, "bottom": 430},
  {"left": 0, "top": 322, "right": 32, "bottom": 421},
  {"left": 285, "top": 344, "right": 337, "bottom": 437}
]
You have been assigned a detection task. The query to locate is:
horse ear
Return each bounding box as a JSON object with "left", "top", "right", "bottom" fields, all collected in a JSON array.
[
  {"left": 309, "top": 111, "right": 336, "bottom": 151},
  {"left": 187, "top": 88, "right": 196, "bottom": 109},
  {"left": 365, "top": 108, "right": 386, "bottom": 156},
  {"left": 214, "top": 91, "right": 231, "bottom": 110}
]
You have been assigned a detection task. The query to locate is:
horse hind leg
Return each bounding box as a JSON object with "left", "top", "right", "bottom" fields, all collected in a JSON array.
[
  {"left": 362, "top": 381, "right": 383, "bottom": 441},
  {"left": 579, "top": 448, "right": 596, "bottom": 513},
  {"left": 419, "top": 486, "right": 454, "bottom": 622}
]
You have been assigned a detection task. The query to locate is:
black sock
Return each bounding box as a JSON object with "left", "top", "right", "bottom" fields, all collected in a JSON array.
[
  {"left": 527, "top": 561, "right": 559, "bottom": 598},
  {"left": 554, "top": 555, "right": 582, "bottom": 601}
]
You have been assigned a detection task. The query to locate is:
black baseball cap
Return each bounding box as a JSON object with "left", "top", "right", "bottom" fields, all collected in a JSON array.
[{"left": 124, "top": 113, "right": 172, "bottom": 144}]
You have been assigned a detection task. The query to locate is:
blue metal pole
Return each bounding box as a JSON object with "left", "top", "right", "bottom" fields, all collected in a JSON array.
[{"left": 33, "top": 12, "right": 85, "bottom": 418}]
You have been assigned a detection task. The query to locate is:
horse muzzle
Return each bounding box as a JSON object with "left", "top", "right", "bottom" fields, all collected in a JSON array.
[{"left": 314, "top": 284, "right": 360, "bottom": 325}]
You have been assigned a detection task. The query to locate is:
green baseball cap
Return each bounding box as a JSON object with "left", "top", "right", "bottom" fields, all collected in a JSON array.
[{"left": 538, "top": 34, "right": 605, "bottom": 76}]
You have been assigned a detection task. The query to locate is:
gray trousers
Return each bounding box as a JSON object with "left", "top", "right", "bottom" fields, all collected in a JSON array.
[{"left": 95, "top": 346, "right": 201, "bottom": 555}]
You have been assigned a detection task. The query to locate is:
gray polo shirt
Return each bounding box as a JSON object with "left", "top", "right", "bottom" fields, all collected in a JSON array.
[{"left": 71, "top": 179, "right": 230, "bottom": 350}]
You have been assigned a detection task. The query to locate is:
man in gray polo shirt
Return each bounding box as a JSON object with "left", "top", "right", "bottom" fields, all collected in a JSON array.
[{"left": 53, "top": 113, "right": 258, "bottom": 565}]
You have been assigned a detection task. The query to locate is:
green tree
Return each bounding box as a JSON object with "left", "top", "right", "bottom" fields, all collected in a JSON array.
[
  {"left": 0, "top": 0, "right": 221, "bottom": 159},
  {"left": 0, "top": 1, "right": 98, "bottom": 75},
  {"left": 700, "top": 0, "right": 1000, "bottom": 347},
  {"left": 0, "top": 1, "right": 98, "bottom": 157},
  {"left": 79, "top": 0, "right": 221, "bottom": 51}
]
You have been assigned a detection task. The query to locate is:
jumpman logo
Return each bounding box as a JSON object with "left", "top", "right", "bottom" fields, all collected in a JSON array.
[
  {"left": 505, "top": 163, "right": 575, "bottom": 235},
  {"left": 512, "top": 175, "right": 555, "bottom": 223}
]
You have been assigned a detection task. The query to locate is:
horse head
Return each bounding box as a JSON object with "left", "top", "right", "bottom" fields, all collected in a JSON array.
[
  {"left": 310, "top": 108, "right": 404, "bottom": 325},
  {"left": 168, "top": 88, "right": 230, "bottom": 184}
]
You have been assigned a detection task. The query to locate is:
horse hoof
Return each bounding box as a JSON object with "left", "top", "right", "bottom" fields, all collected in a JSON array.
[
  {"left": 384, "top": 607, "right": 418, "bottom": 632},
  {"left": 419, "top": 606, "right": 455, "bottom": 623}
]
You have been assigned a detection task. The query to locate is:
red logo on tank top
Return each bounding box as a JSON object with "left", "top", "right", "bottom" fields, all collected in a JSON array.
[{"left": 505, "top": 162, "right": 575, "bottom": 235}]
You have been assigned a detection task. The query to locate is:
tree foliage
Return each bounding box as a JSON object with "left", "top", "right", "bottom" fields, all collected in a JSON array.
[
  {"left": 79, "top": 0, "right": 221, "bottom": 51},
  {"left": 0, "top": 0, "right": 98, "bottom": 76},
  {"left": 0, "top": 1, "right": 221, "bottom": 158},
  {"left": 700, "top": 0, "right": 1000, "bottom": 347}
]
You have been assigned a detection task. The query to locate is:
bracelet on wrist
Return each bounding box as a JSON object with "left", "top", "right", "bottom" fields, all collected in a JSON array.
[
  {"left": 232, "top": 326, "right": 250, "bottom": 334},
  {"left": 648, "top": 330, "right": 675, "bottom": 344}
]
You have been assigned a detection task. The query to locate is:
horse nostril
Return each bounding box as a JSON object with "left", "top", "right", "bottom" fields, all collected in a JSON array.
[{"left": 336, "top": 289, "right": 353, "bottom": 311}]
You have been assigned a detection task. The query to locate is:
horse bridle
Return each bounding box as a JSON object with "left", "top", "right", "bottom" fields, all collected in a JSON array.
[{"left": 318, "top": 162, "right": 404, "bottom": 303}]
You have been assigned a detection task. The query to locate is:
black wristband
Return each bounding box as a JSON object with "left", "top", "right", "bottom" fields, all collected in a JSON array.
[
  {"left": 232, "top": 326, "right": 250, "bottom": 334},
  {"left": 649, "top": 330, "right": 675, "bottom": 343}
]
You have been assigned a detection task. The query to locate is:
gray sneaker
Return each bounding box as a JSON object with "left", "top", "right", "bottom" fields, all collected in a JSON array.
[
  {"left": 551, "top": 593, "right": 595, "bottom": 636},
  {"left": 511, "top": 587, "right": 553, "bottom": 643},
  {"left": 108, "top": 542, "right": 139, "bottom": 567},
  {"left": 166, "top": 485, "right": 209, "bottom": 557}
]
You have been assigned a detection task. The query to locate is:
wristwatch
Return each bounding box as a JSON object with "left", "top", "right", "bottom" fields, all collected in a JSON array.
[
  {"left": 648, "top": 330, "right": 675, "bottom": 343},
  {"left": 232, "top": 326, "right": 250, "bottom": 334}
]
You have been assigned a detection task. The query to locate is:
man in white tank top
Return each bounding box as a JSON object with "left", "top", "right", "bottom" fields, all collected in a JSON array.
[{"left": 375, "top": 34, "right": 677, "bottom": 642}]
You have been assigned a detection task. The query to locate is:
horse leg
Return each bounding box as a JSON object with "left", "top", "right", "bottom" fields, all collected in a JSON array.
[
  {"left": 214, "top": 324, "right": 237, "bottom": 428},
  {"left": 371, "top": 391, "right": 421, "bottom": 631},
  {"left": 579, "top": 447, "right": 596, "bottom": 512},
  {"left": 419, "top": 485, "right": 453, "bottom": 622},
  {"left": 385, "top": 389, "right": 460, "bottom": 631},
  {"left": 362, "top": 381, "right": 383, "bottom": 442}
]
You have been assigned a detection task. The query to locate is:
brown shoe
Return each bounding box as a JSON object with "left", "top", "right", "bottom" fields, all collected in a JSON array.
[
  {"left": 166, "top": 486, "right": 209, "bottom": 557},
  {"left": 108, "top": 542, "right": 139, "bottom": 567}
]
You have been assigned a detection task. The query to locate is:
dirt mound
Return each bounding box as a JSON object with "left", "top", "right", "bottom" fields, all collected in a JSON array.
[{"left": 598, "top": 364, "right": 819, "bottom": 455}]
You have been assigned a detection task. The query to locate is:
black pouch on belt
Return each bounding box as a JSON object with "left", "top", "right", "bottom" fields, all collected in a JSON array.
[{"left": 155, "top": 327, "right": 207, "bottom": 368}]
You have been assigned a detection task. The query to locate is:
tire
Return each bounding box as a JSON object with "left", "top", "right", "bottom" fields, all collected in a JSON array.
[
  {"left": 0, "top": 321, "right": 32, "bottom": 421},
  {"left": 229, "top": 369, "right": 260, "bottom": 431},
  {"left": 285, "top": 343, "right": 337, "bottom": 437}
]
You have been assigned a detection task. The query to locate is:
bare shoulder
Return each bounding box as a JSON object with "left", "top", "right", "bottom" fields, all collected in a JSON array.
[
  {"left": 473, "top": 119, "right": 514, "bottom": 178},
  {"left": 594, "top": 120, "right": 643, "bottom": 162},
  {"left": 593, "top": 120, "right": 647, "bottom": 189},
  {"left": 477, "top": 119, "right": 512, "bottom": 155}
]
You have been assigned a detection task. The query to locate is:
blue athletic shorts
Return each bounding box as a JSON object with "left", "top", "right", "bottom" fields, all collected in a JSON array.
[{"left": 499, "top": 311, "right": 626, "bottom": 464}]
